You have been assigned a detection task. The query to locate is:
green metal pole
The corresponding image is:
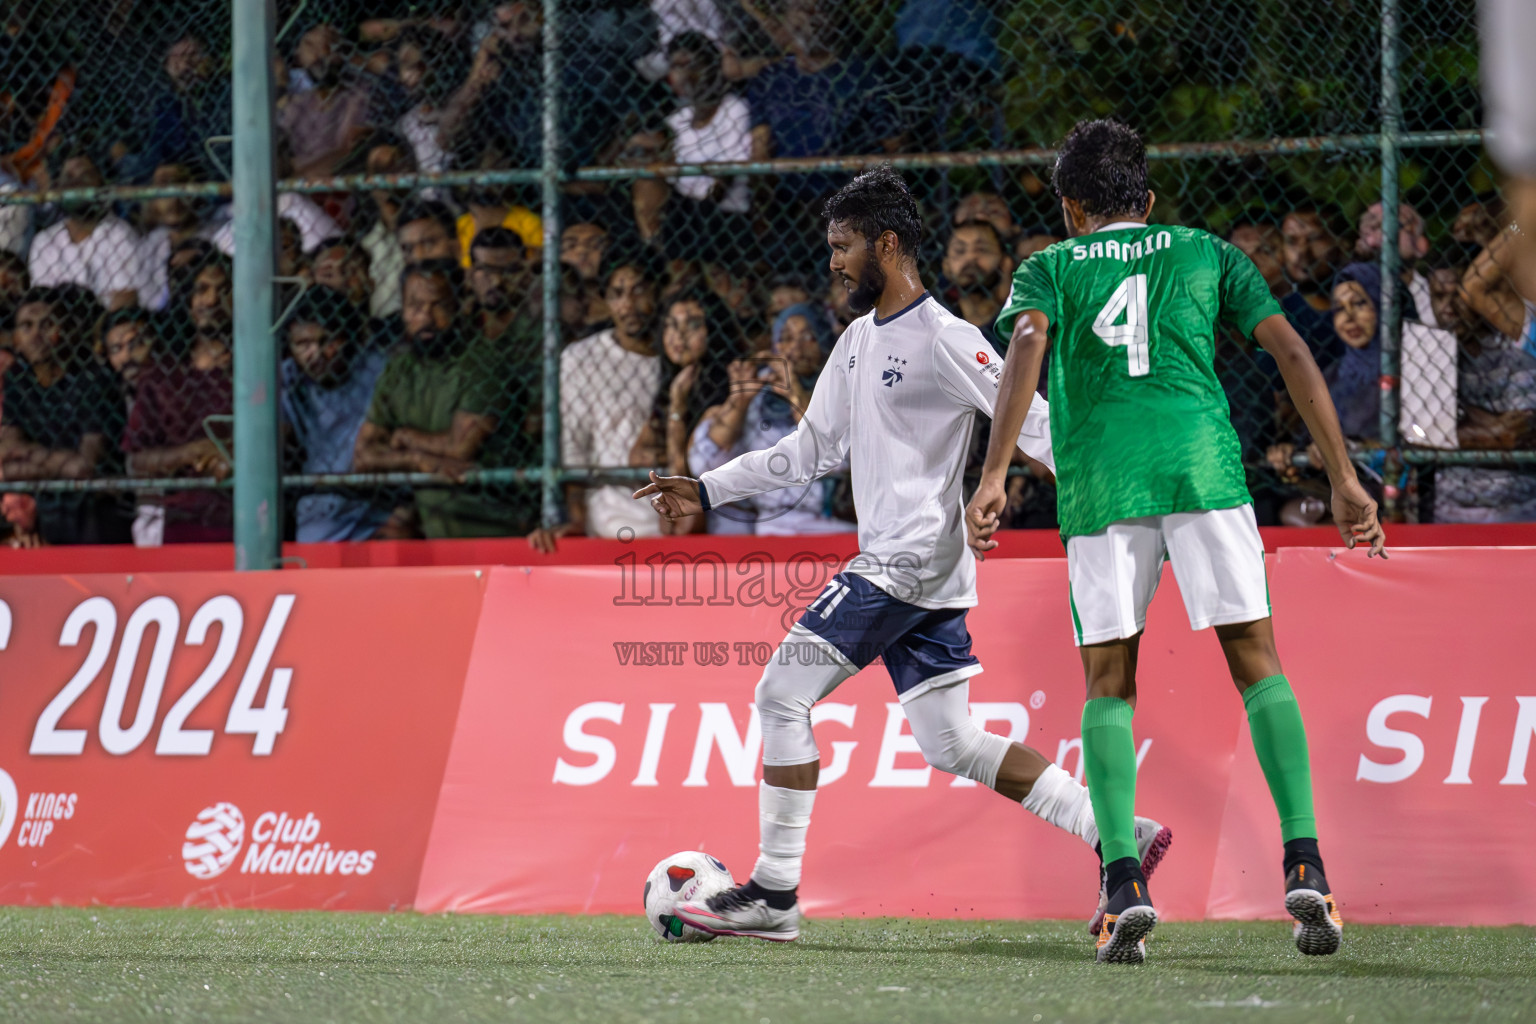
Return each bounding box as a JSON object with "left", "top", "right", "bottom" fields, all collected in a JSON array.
[
  {"left": 540, "top": 0, "right": 563, "bottom": 528},
  {"left": 231, "top": 0, "right": 281, "bottom": 570},
  {"left": 1378, "top": 0, "right": 1402, "bottom": 516}
]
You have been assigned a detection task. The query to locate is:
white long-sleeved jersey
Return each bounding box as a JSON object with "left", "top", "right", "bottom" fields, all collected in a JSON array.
[
  {"left": 699, "top": 292, "right": 1053, "bottom": 609},
  {"left": 1483, "top": 0, "right": 1536, "bottom": 174}
]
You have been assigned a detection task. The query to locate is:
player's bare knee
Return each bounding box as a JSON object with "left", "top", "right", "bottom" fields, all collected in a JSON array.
[
  {"left": 1084, "top": 668, "right": 1136, "bottom": 702},
  {"left": 1080, "top": 638, "right": 1138, "bottom": 701},
  {"left": 1215, "top": 618, "right": 1283, "bottom": 689}
]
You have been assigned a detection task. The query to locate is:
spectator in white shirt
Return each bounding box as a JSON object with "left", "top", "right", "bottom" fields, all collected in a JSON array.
[
  {"left": 356, "top": 137, "right": 415, "bottom": 318},
  {"left": 394, "top": 29, "right": 458, "bottom": 176},
  {"left": 627, "top": 32, "right": 753, "bottom": 253},
  {"left": 528, "top": 249, "right": 664, "bottom": 550},
  {"left": 28, "top": 152, "right": 148, "bottom": 310},
  {"left": 209, "top": 193, "right": 340, "bottom": 260},
  {"left": 208, "top": 140, "right": 341, "bottom": 259},
  {"left": 137, "top": 163, "right": 212, "bottom": 312}
]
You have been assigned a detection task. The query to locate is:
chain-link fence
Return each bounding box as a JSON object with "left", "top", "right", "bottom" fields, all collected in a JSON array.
[{"left": 0, "top": 0, "right": 1522, "bottom": 555}]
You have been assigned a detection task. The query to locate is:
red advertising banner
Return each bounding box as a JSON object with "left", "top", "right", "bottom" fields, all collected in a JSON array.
[
  {"left": 417, "top": 551, "right": 1536, "bottom": 927},
  {"left": 1207, "top": 547, "right": 1536, "bottom": 925},
  {"left": 0, "top": 569, "right": 484, "bottom": 909},
  {"left": 0, "top": 548, "right": 1530, "bottom": 926},
  {"left": 414, "top": 559, "right": 1250, "bottom": 922}
]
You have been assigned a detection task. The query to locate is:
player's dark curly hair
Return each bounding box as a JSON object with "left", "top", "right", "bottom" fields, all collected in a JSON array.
[
  {"left": 822, "top": 165, "right": 922, "bottom": 260},
  {"left": 1051, "top": 119, "right": 1149, "bottom": 218}
]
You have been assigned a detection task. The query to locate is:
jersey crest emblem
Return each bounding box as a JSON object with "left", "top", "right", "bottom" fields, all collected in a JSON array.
[{"left": 882, "top": 354, "right": 907, "bottom": 387}]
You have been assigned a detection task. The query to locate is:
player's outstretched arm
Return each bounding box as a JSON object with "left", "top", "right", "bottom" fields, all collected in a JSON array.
[
  {"left": 632, "top": 470, "right": 704, "bottom": 521},
  {"left": 1252, "top": 314, "right": 1387, "bottom": 558},
  {"left": 966, "top": 310, "right": 1050, "bottom": 560}
]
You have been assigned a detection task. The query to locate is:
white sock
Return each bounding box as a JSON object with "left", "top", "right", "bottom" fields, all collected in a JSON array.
[
  {"left": 749, "top": 782, "right": 816, "bottom": 890},
  {"left": 1020, "top": 763, "right": 1099, "bottom": 849}
]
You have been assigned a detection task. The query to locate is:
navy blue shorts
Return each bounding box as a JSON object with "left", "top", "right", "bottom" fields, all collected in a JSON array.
[{"left": 796, "top": 572, "right": 981, "bottom": 699}]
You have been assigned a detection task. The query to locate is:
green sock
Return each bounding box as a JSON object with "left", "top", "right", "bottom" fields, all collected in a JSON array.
[
  {"left": 1243, "top": 674, "right": 1318, "bottom": 842},
  {"left": 1081, "top": 697, "right": 1139, "bottom": 864}
]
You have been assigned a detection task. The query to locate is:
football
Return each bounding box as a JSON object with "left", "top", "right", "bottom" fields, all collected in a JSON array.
[{"left": 642, "top": 851, "right": 734, "bottom": 942}]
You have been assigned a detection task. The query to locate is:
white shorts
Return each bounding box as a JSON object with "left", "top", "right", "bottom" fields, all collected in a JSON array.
[{"left": 1065, "top": 504, "right": 1270, "bottom": 646}]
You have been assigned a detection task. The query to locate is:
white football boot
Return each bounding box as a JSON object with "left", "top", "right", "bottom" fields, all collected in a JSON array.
[{"left": 673, "top": 883, "right": 801, "bottom": 942}]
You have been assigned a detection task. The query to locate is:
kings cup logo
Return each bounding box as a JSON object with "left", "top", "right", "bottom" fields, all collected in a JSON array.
[{"left": 183, "top": 802, "right": 246, "bottom": 879}]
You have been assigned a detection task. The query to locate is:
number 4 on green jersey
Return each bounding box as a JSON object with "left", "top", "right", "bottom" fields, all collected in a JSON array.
[
  {"left": 995, "top": 224, "right": 1284, "bottom": 540},
  {"left": 1092, "top": 273, "right": 1150, "bottom": 377}
]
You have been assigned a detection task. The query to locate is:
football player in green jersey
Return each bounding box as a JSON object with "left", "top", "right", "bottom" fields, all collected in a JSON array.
[{"left": 967, "top": 120, "right": 1386, "bottom": 964}]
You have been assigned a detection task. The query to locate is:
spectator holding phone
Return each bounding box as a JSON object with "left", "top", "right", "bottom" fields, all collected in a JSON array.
[{"left": 688, "top": 301, "right": 854, "bottom": 535}]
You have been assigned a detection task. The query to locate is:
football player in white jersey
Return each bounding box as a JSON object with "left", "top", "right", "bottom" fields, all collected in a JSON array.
[{"left": 634, "top": 167, "right": 1170, "bottom": 942}]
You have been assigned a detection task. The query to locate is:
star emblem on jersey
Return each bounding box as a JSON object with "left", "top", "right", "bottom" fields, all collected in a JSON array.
[{"left": 882, "top": 355, "right": 908, "bottom": 387}]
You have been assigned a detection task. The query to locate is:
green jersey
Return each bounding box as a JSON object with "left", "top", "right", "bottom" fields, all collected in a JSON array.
[{"left": 996, "top": 223, "right": 1282, "bottom": 539}]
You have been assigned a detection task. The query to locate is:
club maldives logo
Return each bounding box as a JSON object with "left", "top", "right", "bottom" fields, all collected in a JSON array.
[
  {"left": 183, "top": 802, "right": 246, "bottom": 879},
  {"left": 182, "top": 803, "right": 377, "bottom": 879}
]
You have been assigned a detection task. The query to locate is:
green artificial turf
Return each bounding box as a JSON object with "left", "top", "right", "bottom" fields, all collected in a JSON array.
[{"left": 0, "top": 909, "right": 1530, "bottom": 1023}]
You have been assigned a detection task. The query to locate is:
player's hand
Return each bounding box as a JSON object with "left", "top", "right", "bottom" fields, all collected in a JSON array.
[
  {"left": 633, "top": 470, "right": 703, "bottom": 520},
  {"left": 965, "top": 474, "right": 1008, "bottom": 560},
  {"left": 1331, "top": 475, "right": 1387, "bottom": 558},
  {"left": 526, "top": 522, "right": 577, "bottom": 554}
]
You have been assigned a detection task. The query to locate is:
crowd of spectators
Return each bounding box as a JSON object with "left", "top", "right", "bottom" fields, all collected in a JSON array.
[{"left": 0, "top": 2, "right": 1529, "bottom": 546}]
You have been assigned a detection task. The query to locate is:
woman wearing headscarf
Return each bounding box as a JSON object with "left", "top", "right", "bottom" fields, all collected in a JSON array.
[
  {"left": 688, "top": 302, "right": 856, "bottom": 535},
  {"left": 1264, "top": 261, "right": 1393, "bottom": 523},
  {"left": 1323, "top": 261, "right": 1389, "bottom": 440}
]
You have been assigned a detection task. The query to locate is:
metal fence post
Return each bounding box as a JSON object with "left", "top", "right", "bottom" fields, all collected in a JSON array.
[
  {"left": 1378, "top": 0, "right": 1403, "bottom": 511},
  {"left": 540, "top": 0, "right": 563, "bottom": 528},
  {"left": 231, "top": 0, "right": 281, "bottom": 570}
]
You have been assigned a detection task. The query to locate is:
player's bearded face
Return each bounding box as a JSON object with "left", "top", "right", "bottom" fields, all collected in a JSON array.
[{"left": 844, "top": 242, "right": 886, "bottom": 316}]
